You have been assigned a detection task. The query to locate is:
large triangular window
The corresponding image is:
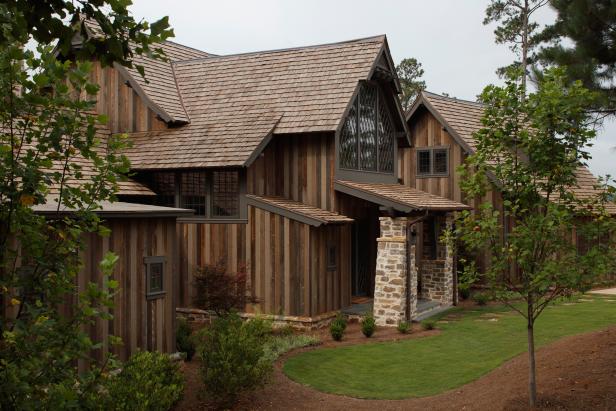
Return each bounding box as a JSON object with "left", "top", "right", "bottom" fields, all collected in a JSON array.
[{"left": 339, "top": 82, "right": 395, "bottom": 173}]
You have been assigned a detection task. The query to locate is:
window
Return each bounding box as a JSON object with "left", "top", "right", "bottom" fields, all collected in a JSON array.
[
  {"left": 147, "top": 169, "right": 244, "bottom": 220},
  {"left": 327, "top": 244, "right": 337, "bottom": 270},
  {"left": 145, "top": 256, "right": 165, "bottom": 298},
  {"left": 339, "top": 82, "right": 396, "bottom": 174},
  {"left": 416, "top": 147, "right": 449, "bottom": 176},
  {"left": 211, "top": 170, "right": 239, "bottom": 217}
]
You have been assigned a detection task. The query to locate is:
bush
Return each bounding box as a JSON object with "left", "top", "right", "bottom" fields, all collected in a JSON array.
[
  {"left": 197, "top": 313, "right": 272, "bottom": 408},
  {"left": 421, "top": 319, "right": 437, "bottom": 330},
  {"left": 472, "top": 292, "right": 489, "bottom": 306},
  {"left": 361, "top": 313, "right": 376, "bottom": 337},
  {"left": 459, "top": 285, "right": 471, "bottom": 300},
  {"left": 329, "top": 314, "right": 347, "bottom": 341},
  {"left": 263, "top": 334, "right": 321, "bottom": 362},
  {"left": 103, "top": 351, "right": 184, "bottom": 411},
  {"left": 192, "top": 260, "right": 257, "bottom": 315},
  {"left": 397, "top": 320, "right": 411, "bottom": 334},
  {"left": 176, "top": 318, "right": 196, "bottom": 361}
]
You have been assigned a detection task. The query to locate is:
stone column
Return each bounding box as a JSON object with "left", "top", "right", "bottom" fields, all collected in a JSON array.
[
  {"left": 373, "top": 217, "right": 409, "bottom": 326},
  {"left": 407, "top": 227, "right": 418, "bottom": 320},
  {"left": 443, "top": 213, "right": 455, "bottom": 306}
]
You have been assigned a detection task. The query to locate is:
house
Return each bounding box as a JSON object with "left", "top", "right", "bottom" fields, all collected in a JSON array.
[{"left": 73, "top": 23, "right": 613, "bottom": 330}]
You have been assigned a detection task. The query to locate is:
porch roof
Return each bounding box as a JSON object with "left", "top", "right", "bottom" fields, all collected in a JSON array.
[
  {"left": 334, "top": 180, "right": 471, "bottom": 212},
  {"left": 32, "top": 198, "right": 194, "bottom": 218},
  {"left": 246, "top": 195, "right": 353, "bottom": 227}
]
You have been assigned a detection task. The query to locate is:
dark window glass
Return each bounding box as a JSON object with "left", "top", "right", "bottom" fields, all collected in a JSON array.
[
  {"left": 151, "top": 172, "right": 176, "bottom": 207},
  {"left": 340, "top": 101, "right": 358, "bottom": 169},
  {"left": 146, "top": 258, "right": 165, "bottom": 298},
  {"left": 433, "top": 149, "right": 448, "bottom": 174},
  {"left": 377, "top": 95, "right": 395, "bottom": 173},
  {"left": 327, "top": 245, "right": 337, "bottom": 270},
  {"left": 358, "top": 84, "right": 377, "bottom": 171},
  {"left": 211, "top": 170, "right": 239, "bottom": 217},
  {"left": 417, "top": 150, "right": 431, "bottom": 175},
  {"left": 180, "top": 171, "right": 207, "bottom": 215}
]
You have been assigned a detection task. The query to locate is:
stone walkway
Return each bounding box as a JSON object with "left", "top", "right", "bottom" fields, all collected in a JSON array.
[{"left": 589, "top": 288, "right": 616, "bottom": 295}]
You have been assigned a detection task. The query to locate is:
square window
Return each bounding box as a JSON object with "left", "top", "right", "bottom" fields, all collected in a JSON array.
[
  {"left": 433, "top": 149, "right": 448, "bottom": 174},
  {"left": 417, "top": 150, "right": 431, "bottom": 175},
  {"left": 145, "top": 257, "right": 165, "bottom": 298}
]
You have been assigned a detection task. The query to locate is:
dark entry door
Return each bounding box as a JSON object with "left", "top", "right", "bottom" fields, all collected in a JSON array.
[{"left": 352, "top": 219, "right": 373, "bottom": 296}]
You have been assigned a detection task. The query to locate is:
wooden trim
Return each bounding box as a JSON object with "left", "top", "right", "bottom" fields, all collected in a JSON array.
[
  {"left": 333, "top": 181, "right": 416, "bottom": 213},
  {"left": 243, "top": 118, "right": 282, "bottom": 167}
]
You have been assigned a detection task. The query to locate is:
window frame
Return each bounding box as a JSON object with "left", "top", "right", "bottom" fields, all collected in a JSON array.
[
  {"left": 145, "top": 256, "right": 166, "bottom": 299},
  {"left": 336, "top": 81, "right": 399, "bottom": 183},
  {"left": 416, "top": 146, "right": 450, "bottom": 178}
]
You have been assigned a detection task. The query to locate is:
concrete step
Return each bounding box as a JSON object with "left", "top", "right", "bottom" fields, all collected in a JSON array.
[{"left": 415, "top": 304, "right": 452, "bottom": 322}]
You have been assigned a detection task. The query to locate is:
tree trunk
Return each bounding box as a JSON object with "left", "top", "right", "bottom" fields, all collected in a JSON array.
[{"left": 527, "top": 306, "right": 537, "bottom": 407}]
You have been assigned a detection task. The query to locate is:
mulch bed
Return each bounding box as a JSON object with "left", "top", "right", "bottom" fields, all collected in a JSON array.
[{"left": 175, "top": 325, "right": 616, "bottom": 410}]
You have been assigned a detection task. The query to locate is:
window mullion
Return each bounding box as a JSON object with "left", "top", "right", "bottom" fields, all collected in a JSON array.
[
  {"left": 356, "top": 92, "right": 360, "bottom": 170},
  {"left": 375, "top": 88, "right": 379, "bottom": 171}
]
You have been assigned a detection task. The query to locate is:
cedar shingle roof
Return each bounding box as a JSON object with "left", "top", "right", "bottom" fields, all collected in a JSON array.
[
  {"left": 123, "top": 35, "right": 388, "bottom": 169},
  {"left": 83, "top": 19, "right": 210, "bottom": 123},
  {"left": 335, "top": 180, "right": 471, "bottom": 212},
  {"left": 246, "top": 195, "right": 353, "bottom": 227},
  {"left": 408, "top": 91, "right": 616, "bottom": 215}
]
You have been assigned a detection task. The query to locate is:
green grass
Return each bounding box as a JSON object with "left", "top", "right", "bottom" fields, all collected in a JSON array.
[{"left": 283, "top": 295, "right": 616, "bottom": 399}]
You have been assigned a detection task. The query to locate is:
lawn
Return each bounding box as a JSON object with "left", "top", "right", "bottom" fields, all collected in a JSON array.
[{"left": 283, "top": 295, "right": 616, "bottom": 399}]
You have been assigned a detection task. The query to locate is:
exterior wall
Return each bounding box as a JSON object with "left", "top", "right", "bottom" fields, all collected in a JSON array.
[
  {"left": 177, "top": 205, "right": 351, "bottom": 318},
  {"left": 80, "top": 217, "right": 177, "bottom": 362},
  {"left": 247, "top": 133, "right": 336, "bottom": 211},
  {"left": 399, "top": 109, "right": 466, "bottom": 203},
  {"left": 89, "top": 61, "right": 168, "bottom": 133}
]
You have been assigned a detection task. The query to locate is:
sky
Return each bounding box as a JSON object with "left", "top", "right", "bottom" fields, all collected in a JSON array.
[{"left": 128, "top": 0, "right": 614, "bottom": 178}]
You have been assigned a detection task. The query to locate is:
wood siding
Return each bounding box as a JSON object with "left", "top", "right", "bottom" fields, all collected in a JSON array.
[
  {"left": 89, "top": 62, "right": 168, "bottom": 133},
  {"left": 399, "top": 109, "right": 466, "bottom": 203},
  {"left": 80, "top": 217, "right": 177, "bottom": 362}
]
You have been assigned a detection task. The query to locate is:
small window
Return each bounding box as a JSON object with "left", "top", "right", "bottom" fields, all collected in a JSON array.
[
  {"left": 211, "top": 170, "right": 239, "bottom": 217},
  {"left": 180, "top": 172, "right": 207, "bottom": 216},
  {"left": 417, "top": 150, "right": 431, "bottom": 175},
  {"left": 416, "top": 148, "right": 449, "bottom": 176},
  {"left": 145, "top": 256, "right": 165, "bottom": 298},
  {"left": 327, "top": 244, "right": 337, "bottom": 270}
]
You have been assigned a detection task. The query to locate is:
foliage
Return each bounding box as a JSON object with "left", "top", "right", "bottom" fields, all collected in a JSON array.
[
  {"left": 396, "top": 320, "right": 411, "bottom": 334},
  {"left": 329, "top": 314, "right": 347, "bottom": 341},
  {"left": 262, "top": 334, "right": 321, "bottom": 363},
  {"left": 395, "top": 57, "right": 426, "bottom": 110},
  {"left": 284, "top": 297, "right": 616, "bottom": 399},
  {"left": 472, "top": 293, "right": 490, "bottom": 306},
  {"left": 535, "top": 0, "right": 616, "bottom": 116},
  {"left": 192, "top": 260, "right": 256, "bottom": 315},
  {"left": 483, "top": 0, "right": 548, "bottom": 79},
  {"left": 0, "top": 0, "right": 173, "bottom": 77},
  {"left": 0, "top": 4, "right": 171, "bottom": 408},
  {"left": 101, "top": 351, "right": 184, "bottom": 411},
  {"left": 196, "top": 313, "right": 272, "bottom": 408},
  {"left": 421, "top": 319, "right": 437, "bottom": 331},
  {"left": 360, "top": 313, "right": 376, "bottom": 338},
  {"left": 176, "top": 317, "right": 196, "bottom": 361}
]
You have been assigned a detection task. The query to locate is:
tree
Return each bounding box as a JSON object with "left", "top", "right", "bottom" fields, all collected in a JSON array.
[
  {"left": 395, "top": 57, "right": 426, "bottom": 111},
  {"left": 535, "top": 0, "right": 616, "bottom": 116},
  {"left": 0, "top": 2, "right": 172, "bottom": 408}
]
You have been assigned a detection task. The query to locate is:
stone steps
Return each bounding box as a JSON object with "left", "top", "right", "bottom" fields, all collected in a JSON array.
[{"left": 415, "top": 303, "right": 452, "bottom": 322}]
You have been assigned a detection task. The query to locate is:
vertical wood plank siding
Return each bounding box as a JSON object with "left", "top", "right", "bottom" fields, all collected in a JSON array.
[
  {"left": 177, "top": 133, "right": 352, "bottom": 317},
  {"left": 80, "top": 217, "right": 177, "bottom": 361},
  {"left": 89, "top": 62, "right": 167, "bottom": 133}
]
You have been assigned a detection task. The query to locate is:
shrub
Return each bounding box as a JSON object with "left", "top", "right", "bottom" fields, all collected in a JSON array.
[
  {"left": 176, "top": 318, "right": 196, "bottom": 361},
  {"left": 472, "top": 292, "right": 489, "bottom": 306},
  {"left": 397, "top": 320, "right": 411, "bottom": 334},
  {"left": 421, "top": 319, "right": 437, "bottom": 330},
  {"left": 192, "top": 260, "right": 257, "bottom": 315},
  {"left": 361, "top": 313, "right": 376, "bottom": 337},
  {"left": 103, "top": 351, "right": 184, "bottom": 411},
  {"left": 329, "top": 314, "right": 347, "bottom": 341},
  {"left": 459, "top": 285, "right": 471, "bottom": 300},
  {"left": 197, "top": 313, "right": 272, "bottom": 408}
]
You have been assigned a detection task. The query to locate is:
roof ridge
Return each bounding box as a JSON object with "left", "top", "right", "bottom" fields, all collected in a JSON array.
[
  {"left": 422, "top": 90, "right": 484, "bottom": 107},
  {"left": 162, "top": 40, "right": 215, "bottom": 57},
  {"left": 172, "top": 34, "right": 386, "bottom": 65}
]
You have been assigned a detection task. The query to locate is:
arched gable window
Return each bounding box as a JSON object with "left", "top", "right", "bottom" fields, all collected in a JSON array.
[{"left": 339, "top": 82, "right": 395, "bottom": 174}]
